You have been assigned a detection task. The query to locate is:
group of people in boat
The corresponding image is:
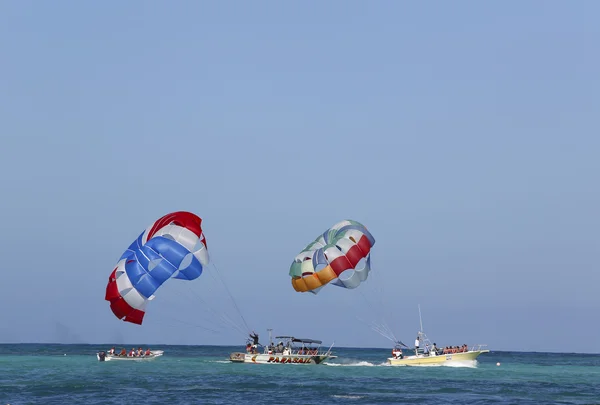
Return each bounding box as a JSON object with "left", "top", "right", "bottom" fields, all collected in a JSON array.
[
  {"left": 245, "top": 332, "right": 319, "bottom": 356},
  {"left": 392, "top": 341, "right": 470, "bottom": 359},
  {"left": 425, "top": 342, "right": 470, "bottom": 356},
  {"left": 108, "top": 347, "right": 153, "bottom": 357},
  {"left": 438, "top": 344, "right": 469, "bottom": 354}
]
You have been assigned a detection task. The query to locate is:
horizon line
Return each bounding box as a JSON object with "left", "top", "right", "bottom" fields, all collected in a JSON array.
[{"left": 0, "top": 342, "right": 591, "bottom": 355}]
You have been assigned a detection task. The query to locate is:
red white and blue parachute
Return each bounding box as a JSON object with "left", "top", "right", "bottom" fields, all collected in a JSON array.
[
  {"left": 289, "top": 220, "right": 375, "bottom": 294},
  {"left": 105, "top": 211, "right": 209, "bottom": 325}
]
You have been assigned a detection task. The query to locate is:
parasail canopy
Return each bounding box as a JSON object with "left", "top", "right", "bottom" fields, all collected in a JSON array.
[
  {"left": 289, "top": 220, "right": 375, "bottom": 294},
  {"left": 105, "top": 211, "right": 209, "bottom": 325}
]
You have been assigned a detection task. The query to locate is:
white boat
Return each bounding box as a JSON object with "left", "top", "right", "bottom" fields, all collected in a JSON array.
[
  {"left": 97, "top": 350, "right": 164, "bottom": 361},
  {"left": 386, "top": 306, "right": 489, "bottom": 366},
  {"left": 229, "top": 330, "right": 336, "bottom": 365}
]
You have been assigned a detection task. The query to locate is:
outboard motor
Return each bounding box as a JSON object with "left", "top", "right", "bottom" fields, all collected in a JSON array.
[{"left": 98, "top": 351, "right": 106, "bottom": 361}]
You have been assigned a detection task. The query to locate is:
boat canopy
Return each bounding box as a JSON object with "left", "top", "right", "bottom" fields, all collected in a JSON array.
[
  {"left": 293, "top": 338, "right": 322, "bottom": 344},
  {"left": 275, "top": 336, "right": 323, "bottom": 345}
]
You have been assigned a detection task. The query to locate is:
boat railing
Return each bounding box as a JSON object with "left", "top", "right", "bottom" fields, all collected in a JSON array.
[{"left": 470, "top": 344, "right": 488, "bottom": 352}]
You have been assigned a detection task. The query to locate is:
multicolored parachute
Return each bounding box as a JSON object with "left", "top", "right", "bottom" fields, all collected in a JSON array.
[
  {"left": 105, "top": 211, "right": 209, "bottom": 325},
  {"left": 290, "top": 220, "right": 375, "bottom": 294}
]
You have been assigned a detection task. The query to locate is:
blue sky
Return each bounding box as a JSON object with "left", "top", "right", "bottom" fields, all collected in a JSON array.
[{"left": 1, "top": 1, "right": 598, "bottom": 353}]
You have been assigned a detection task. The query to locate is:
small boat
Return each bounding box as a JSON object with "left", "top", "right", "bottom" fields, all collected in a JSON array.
[
  {"left": 97, "top": 350, "right": 164, "bottom": 361},
  {"left": 387, "top": 306, "right": 489, "bottom": 366},
  {"left": 229, "top": 329, "right": 336, "bottom": 365}
]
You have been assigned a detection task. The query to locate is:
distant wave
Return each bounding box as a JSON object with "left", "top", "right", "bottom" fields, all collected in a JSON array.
[
  {"left": 331, "top": 394, "right": 365, "bottom": 399},
  {"left": 170, "top": 385, "right": 222, "bottom": 391}
]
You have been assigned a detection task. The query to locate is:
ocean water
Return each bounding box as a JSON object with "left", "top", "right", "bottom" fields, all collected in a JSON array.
[{"left": 1, "top": 344, "right": 599, "bottom": 404}]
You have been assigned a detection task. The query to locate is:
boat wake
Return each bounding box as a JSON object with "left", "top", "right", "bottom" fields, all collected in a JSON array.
[{"left": 325, "top": 360, "right": 380, "bottom": 367}]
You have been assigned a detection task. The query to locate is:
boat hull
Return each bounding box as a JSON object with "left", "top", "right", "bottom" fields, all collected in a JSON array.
[
  {"left": 387, "top": 350, "right": 489, "bottom": 366},
  {"left": 229, "top": 352, "right": 334, "bottom": 365},
  {"left": 97, "top": 351, "right": 164, "bottom": 361}
]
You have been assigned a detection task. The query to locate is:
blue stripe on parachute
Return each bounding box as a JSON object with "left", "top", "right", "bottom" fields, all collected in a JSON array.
[{"left": 123, "top": 233, "right": 204, "bottom": 299}]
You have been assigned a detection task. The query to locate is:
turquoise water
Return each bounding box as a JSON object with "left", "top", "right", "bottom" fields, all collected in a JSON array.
[{"left": 1, "top": 344, "right": 599, "bottom": 404}]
